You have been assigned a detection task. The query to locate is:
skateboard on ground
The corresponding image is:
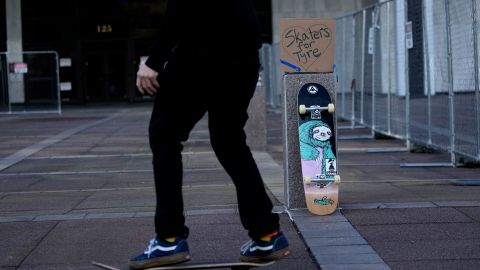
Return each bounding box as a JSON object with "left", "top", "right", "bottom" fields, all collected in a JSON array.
[
  {"left": 92, "top": 260, "right": 274, "bottom": 270},
  {"left": 297, "top": 82, "right": 340, "bottom": 215}
]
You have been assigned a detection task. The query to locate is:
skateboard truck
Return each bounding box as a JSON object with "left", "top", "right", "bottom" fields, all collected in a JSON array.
[
  {"left": 298, "top": 104, "right": 334, "bottom": 119},
  {"left": 304, "top": 175, "right": 341, "bottom": 186}
]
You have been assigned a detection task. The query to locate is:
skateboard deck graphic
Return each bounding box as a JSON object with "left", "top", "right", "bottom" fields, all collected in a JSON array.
[
  {"left": 92, "top": 260, "right": 274, "bottom": 270},
  {"left": 297, "top": 82, "right": 340, "bottom": 215}
]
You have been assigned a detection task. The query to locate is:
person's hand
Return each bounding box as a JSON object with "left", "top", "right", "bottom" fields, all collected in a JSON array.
[{"left": 136, "top": 63, "right": 160, "bottom": 95}]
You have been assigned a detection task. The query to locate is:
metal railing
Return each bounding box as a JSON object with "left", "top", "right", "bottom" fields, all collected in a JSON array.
[
  {"left": 259, "top": 43, "right": 283, "bottom": 111},
  {"left": 0, "top": 51, "right": 61, "bottom": 115},
  {"left": 335, "top": 0, "right": 480, "bottom": 162}
]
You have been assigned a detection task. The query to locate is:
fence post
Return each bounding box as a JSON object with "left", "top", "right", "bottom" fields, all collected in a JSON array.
[
  {"left": 387, "top": 1, "right": 392, "bottom": 135},
  {"left": 421, "top": 0, "right": 433, "bottom": 145},
  {"left": 360, "top": 9, "right": 367, "bottom": 125},
  {"left": 444, "top": 0, "right": 456, "bottom": 165},
  {"left": 472, "top": 0, "right": 480, "bottom": 160},
  {"left": 54, "top": 52, "right": 61, "bottom": 115},
  {"left": 351, "top": 16, "right": 356, "bottom": 128},
  {"left": 371, "top": 7, "right": 377, "bottom": 136},
  {"left": 261, "top": 44, "right": 275, "bottom": 109},
  {"left": 341, "top": 19, "right": 347, "bottom": 119},
  {"left": 404, "top": 0, "right": 411, "bottom": 150}
]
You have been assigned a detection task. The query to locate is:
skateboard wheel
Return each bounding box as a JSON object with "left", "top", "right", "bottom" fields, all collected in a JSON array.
[
  {"left": 299, "top": 104, "right": 307, "bottom": 115},
  {"left": 334, "top": 175, "right": 341, "bottom": 184},
  {"left": 328, "top": 103, "right": 335, "bottom": 113},
  {"left": 304, "top": 176, "right": 312, "bottom": 184}
]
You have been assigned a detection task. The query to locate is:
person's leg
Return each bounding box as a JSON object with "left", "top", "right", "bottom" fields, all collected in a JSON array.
[
  {"left": 149, "top": 101, "right": 206, "bottom": 238},
  {"left": 206, "top": 54, "right": 279, "bottom": 240},
  {"left": 131, "top": 53, "right": 208, "bottom": 269},
  {"left": 206, "top": 52, "right": 289, "bottom": 262}
]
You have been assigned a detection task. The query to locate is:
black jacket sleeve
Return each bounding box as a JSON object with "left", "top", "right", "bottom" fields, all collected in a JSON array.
[
  {"left": 145, "top": 0, "right": 262, "bottom": 72},
  {"left": 144, "top": 0, "right": 177, "bottom": 72}
]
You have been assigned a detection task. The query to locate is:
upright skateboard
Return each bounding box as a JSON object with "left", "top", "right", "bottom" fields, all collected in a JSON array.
[
  {"left": 297, "top": 82, "right": 340, "bottom": 215},
  {"left": 92, "top": 260, "right": 274, "bottom": 270}
]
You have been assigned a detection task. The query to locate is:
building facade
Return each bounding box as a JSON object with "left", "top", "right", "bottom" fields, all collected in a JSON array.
[
  {"left": 2, "top": 0, "right": 376, "bottom": 105},
  {"left": 1, "top": 0, "right": 272, "bottom": 104}
]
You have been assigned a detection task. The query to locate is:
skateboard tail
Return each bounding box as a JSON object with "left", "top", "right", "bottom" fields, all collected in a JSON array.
[{"left": 303, "top": 183, "right": 338, "bottom": 215}]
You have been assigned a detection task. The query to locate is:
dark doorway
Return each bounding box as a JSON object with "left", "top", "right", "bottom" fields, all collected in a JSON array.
[{"left": 82, "top": 41, "right": 128, "bottom": 102}]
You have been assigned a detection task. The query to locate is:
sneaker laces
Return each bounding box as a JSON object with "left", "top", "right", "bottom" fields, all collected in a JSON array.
[
  {"left": 143, "top": 238, "right": 157, "bottom": 258},
  {"left": 241, "top": 240, "right": 254, "bottom": 253}
]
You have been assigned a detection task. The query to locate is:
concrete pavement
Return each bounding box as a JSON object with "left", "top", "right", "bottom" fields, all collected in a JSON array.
[
  {"left": 0, "top": 104, "right": 317, "bottom": 270},
  {"left": 1, "top": 104, "right": 480, "bottom": 269},
  {"left": 267, "top": 112, "right": 480, "bottom": 270}
]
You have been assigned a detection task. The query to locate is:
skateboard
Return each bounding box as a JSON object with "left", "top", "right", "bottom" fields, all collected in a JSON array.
[
  {"left": 297, "top": 82, "right": 340, "bottom": 215},
  {"left": 91, "top": 260, "right": 274, "bottom": 270}
]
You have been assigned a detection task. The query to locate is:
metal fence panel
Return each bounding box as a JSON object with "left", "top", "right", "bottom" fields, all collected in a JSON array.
[
  {"left": 421, "top": 0, "right": 451, "bottom": 150},
  {"left": 410, "top": 0, "right": 435, "bottom": 147},
  {"left": 273, "top": 43, "right": 283, "bottom": 110},
  {"left": 0, "top": 51, "right": 61, "bottom": 114},
  {"left": 386, "top": 1, "right": 407, "bottom": 138},
  {"left": 334, "top": 0, "right": 480, "bottom": 161},
  {"left": 476, "top": 0, "right": 480, "bottom": 159},
  {"left": 344, "top": 16, "right": 355, "bottom": 122},
  {"left": 335, "top": 17, "right": 346, "bottom": 118},
  {"left": 257, "top": 0, "right": 480, "bottom": 161},
  {"left": 449, "top": 0, "right": 479, "bottom": 159},
  {"left": 353, "top": 11, "right": 366, "bottom": 124},
  {"left": 373, "top": 2, "right": 391, "bottom": 134},
  {"left": 362, "top": 6, "right": 375, "bottom": 128},
  {"left": 260, "top": 44, "right": 274, "bottom": 108}
]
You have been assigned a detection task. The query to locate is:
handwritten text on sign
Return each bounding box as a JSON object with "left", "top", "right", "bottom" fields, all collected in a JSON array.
[{"left": 280, "top": 19, "right": 335, "bottom": 72}]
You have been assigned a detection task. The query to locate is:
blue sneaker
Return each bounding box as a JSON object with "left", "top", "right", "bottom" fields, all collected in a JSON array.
[
  {"left": 129, "top": 237, "right": 191, "bottom": 269},
  {"left": 240, "top": 231, "right": 291, "bottom": 262}
]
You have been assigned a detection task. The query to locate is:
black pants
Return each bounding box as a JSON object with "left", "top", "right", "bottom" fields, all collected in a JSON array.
[{"left": 148, "top": 48, "right": 279, "bottom": 241}]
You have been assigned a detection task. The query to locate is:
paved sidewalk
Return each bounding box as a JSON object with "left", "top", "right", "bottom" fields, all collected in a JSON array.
[
  {"left": 267, "top": 111, "right": 480, "bottom": 270},
  {"left": 1, "top": 105, "right": 480, "bottom": 270},
  {"left": 0, "top": 105, "right": 317, "bottom": 270}
]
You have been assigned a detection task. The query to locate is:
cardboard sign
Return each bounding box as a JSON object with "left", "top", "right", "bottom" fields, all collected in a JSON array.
[{"left": 280, "top": 19, "right": 335, "bottom": 73}]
